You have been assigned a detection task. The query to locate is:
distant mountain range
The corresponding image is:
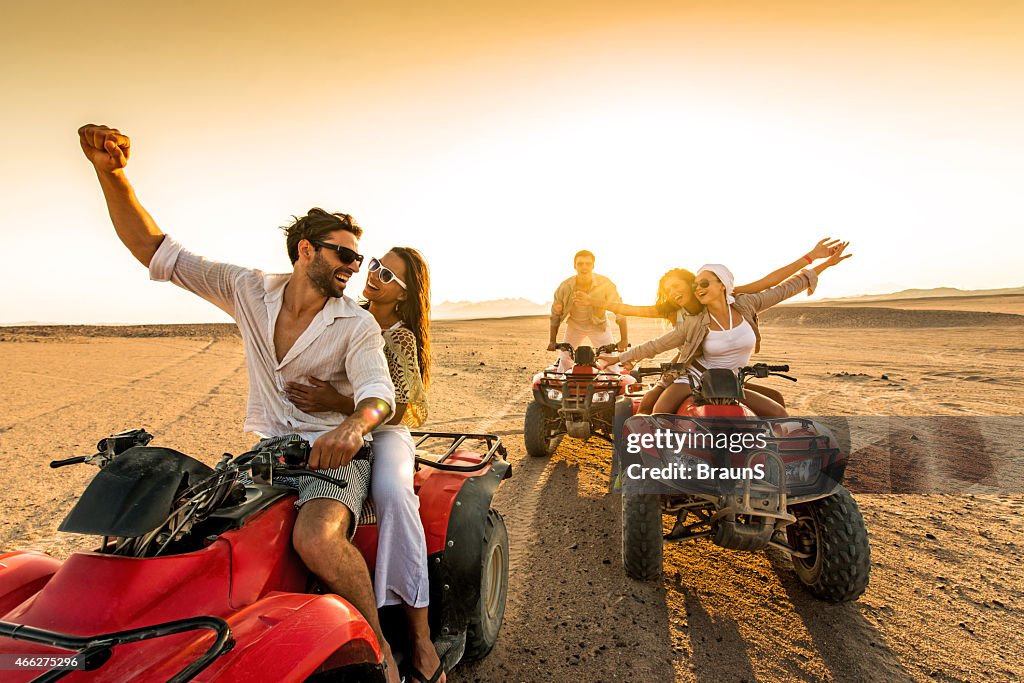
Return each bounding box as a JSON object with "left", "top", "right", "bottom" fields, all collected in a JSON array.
[
  {"left": 431, "top": 287, "right": 1024, "bottom": 321},
  {"left": 5, "top": 288, "right": 1021, "bottom": 326},
  {"left": 811, "top": 286, "right": 1024, "bottom": 304},
  {"left": 432, "top": 298, "right": 549, "bottom": 320},
  {"left": 431, "top": 287, "right": 1024, "bottom": 320}
]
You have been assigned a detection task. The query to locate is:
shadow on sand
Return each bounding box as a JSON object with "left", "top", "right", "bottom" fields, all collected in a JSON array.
[{"left": 452, "top": 444, "right": 676, "bottom": 682}]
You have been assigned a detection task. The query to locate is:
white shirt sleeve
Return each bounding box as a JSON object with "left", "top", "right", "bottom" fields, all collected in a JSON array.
[
  {"left": 148, "top": 235, "right": 251, "bottom": 317},
  {"left": 346, "top": 315, "right": 397, "bottom": 415}
]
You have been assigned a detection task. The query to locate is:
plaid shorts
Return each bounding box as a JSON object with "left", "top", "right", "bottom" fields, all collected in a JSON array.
[{"left": 245, "top": 434, "right": 373, "bottom": 538}]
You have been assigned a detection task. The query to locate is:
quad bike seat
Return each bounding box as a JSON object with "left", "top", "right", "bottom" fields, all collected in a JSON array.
[{"left": 574, "top": 346, "right": 597, "bottom": 366}]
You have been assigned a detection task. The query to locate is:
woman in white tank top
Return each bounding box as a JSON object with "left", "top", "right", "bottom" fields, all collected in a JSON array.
[
  {"left": 655, "top": 264, "right": 790, "bottom": 417},
  {"left": 584, "top": 238, "right": 844, "bottom": 413}
]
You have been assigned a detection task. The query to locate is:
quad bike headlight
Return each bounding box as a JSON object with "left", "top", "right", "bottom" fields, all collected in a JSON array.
[
  {"left": 677, "top": 454, "right": 705, "bottom": 471},
  {"left": 785, "top": 457, "right": 821, "bottom": 485},
  {"left": 592, "top": 390, "right": 614, "bottom": 403},
  {"left": 546, "top": 388, "right": 563, "bottom": 401}
]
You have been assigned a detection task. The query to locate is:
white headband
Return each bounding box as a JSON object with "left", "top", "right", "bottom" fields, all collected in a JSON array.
[{"left": 696, "top": 263, "right": 735, "bottom": 304}]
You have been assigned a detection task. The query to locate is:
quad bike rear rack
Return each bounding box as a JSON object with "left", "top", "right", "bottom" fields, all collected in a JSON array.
[
  {"left": 410, "top": 431, "right": 509, "bottom": 474},
  {"left": 0, "top": 616, "right": 232, "bottom": 683}
]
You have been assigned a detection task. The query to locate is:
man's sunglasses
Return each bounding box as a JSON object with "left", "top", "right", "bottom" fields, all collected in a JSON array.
[
  {"left": 369, "top": 257, "right": 407, "bottom": 289},
  {"left": 311, "top": 240, "right": 364, "bottom": 266}
]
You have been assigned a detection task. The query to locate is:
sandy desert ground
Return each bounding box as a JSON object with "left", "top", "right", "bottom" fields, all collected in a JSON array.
[{"left": 1, "top": 300, "right": 1022, "bottom": 682}]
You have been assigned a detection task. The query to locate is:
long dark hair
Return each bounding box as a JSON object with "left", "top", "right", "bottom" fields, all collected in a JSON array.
[
  {"left": 390, "top": 247, "right": 432, "bottom": 387},
  {"left": 654, "top": 268, "right": 695, "bottom": 320}
]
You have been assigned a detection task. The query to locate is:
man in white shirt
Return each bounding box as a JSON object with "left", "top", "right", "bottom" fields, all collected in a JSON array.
[
  {"left": 548, "top": 250, "right": 628, "bottom": 371},
  {"left": 79, "top": 124, "right": 401, "bottom": 681}
]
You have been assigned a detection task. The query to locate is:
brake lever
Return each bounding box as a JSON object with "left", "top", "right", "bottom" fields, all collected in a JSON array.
[
  {"left": 49, "top": 456, "right": 89, "bottom": 469},
  {"left": 50, "top": 452, "right": 115, "bottom": 469},
  {"left": 773, "top": 373, "right": 798, "bottom": 382}
]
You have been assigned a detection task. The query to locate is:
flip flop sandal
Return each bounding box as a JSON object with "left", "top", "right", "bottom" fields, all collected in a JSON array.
[{"left": 407, "top": 663, "right": 445, "bottom": 683}]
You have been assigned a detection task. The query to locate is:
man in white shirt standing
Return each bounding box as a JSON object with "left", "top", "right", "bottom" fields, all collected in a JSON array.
[{"left": 79, "top": 124, "right": 401, "bottom": 681}]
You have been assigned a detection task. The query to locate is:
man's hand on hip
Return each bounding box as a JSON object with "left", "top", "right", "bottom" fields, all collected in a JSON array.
[{"left": 310, "top": 423, "right": 365, "bottom": 469}]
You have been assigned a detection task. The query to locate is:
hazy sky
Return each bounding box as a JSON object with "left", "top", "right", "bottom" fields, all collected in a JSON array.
[{"left": 2, "top": 0, "right": 1021, "bottom": 323}]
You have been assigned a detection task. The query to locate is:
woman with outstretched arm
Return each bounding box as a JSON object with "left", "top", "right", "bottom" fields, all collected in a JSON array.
[
  {"left": 601, "top": 245, "right": 852, "bottom": 416},
  {"left": 581, "top": 238, "right": 844, "bottom": 411},
  {"left": 576, "top": 238, "right": 842, "bottom": 322}
]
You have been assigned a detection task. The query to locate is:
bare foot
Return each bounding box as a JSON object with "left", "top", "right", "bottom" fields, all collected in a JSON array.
[{"left": 410, "top": 635, "right": 445, "bottom": 683}]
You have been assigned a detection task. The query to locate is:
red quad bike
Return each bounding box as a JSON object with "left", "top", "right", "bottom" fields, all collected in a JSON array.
[
  {"left": 616, "top": 363, "right": 870, "bottom": 602},
  {"left": 0, "top": 428, "right": 511, "bottom": 682},
  {"left": 523, "top": 343, "right": 636, "bottom": 458}
]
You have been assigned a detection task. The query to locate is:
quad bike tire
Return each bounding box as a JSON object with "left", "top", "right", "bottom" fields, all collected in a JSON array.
[
  {"left": 621, "top": 483, "right": 663, "bottom": 581},
  {"left": 788, "top": 485, "right": 870, "bottom": 602},
  {"left": 464, "top": 509, "right": 509, "bottom": 660},
  {"left": 610, "top": 397, "right": 634, "bottom": 491},
  {"left": 524, "top": 400, "right": 562, "bottom": 458}
]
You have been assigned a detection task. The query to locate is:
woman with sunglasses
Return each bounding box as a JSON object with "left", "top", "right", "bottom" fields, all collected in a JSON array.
[
  {"left": 577, "top": 238, "right": 841, "bottom": 323},
  {"left": 601, "top": 244, "right": 851, "bottom": 416},
  {"left": 285, "top": 248, "right": 442, "bottom": 683},
  {"left": 582, "top": 239, "right": 844, "bottom": 412}
]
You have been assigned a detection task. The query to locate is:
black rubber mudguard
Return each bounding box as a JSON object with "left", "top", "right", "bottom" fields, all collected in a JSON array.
[
  {"left": 58, "top": 446, "right": 213, "bottom": 537},
  {"left": 428, "top": 460, "right": 510, "bottom": 638}
]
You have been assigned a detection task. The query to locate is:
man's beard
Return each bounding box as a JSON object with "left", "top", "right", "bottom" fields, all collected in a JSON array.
[{"left": 307, "top": 253, "right": 347, "bottom": 298}]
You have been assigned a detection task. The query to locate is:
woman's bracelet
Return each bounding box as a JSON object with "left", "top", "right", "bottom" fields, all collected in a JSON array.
[{"left": 803, "top": 254, "right": 813, "bottom": 264}]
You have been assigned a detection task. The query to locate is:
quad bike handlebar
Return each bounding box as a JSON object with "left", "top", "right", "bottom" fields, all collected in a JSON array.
[
  {"left": 49, "top": 430, "right": 372, "bottom": 559},
  {"left": 51, "top": 428, "right": 156, "bottom": 469},
  {"left": 553, "top": 342, "right": 620, "bottom": 357},
  {"left": 236, "top": 435, "right": 371, "bottom": 490},
  {"left": 52, "top": 429, "right": 506, "bottom": 553},
  {"left": 50, "top": 455, "right": 89, "bottom": 468},
  {"left": 631, "top": 362, "right": 797, "bottom": 383},
  {"left": 740, "top": 363, "right": 796, "bottom": 382}
]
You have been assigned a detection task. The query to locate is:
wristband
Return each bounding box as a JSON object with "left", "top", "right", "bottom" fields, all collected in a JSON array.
[{"left": 803, "top": 254, "right": 813, "bottom": 264}]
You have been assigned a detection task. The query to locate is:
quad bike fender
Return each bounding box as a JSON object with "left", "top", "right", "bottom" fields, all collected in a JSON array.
[
  {"left": 414, "top": 454, "right": 510, "bottom": 556},
  {"left": 196, "top": 593, "right": 381, "bottom": 682},
  {"left": 0, "top": 594, "right": 379, "bottom": 683},
  {"left": 29, "top": 593, "right": 382, "bottom": 683},
  {"left": 786, "top": 482, "right": 844, "bottom": 505},
  {"left": 218, "top": 495, "right": 309, "bottom": 606},
  {"left": 0, "top": 551, "right": 62, "bottom": 617},
  {"left": 3, "top": 542, "right": 235, "bottom": 630},
  {"left": 415, "top": 455, "right": 510, "bottom": 635}
]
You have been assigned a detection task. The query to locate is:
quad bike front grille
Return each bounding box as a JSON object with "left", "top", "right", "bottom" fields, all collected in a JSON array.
[{"left": 535, "top": 370, "right": 624, "bottom": 410}]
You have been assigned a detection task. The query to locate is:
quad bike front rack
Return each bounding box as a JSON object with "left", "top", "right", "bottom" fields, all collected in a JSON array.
[
  {"left": 650, "top": 416, "right": 840, "bottom": 553},
  {"left": 535, "top": 370, "right": 626, "bottom": 441},
  {"left": 0, "top": 616, "right": 232, "bottom": 683}
]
